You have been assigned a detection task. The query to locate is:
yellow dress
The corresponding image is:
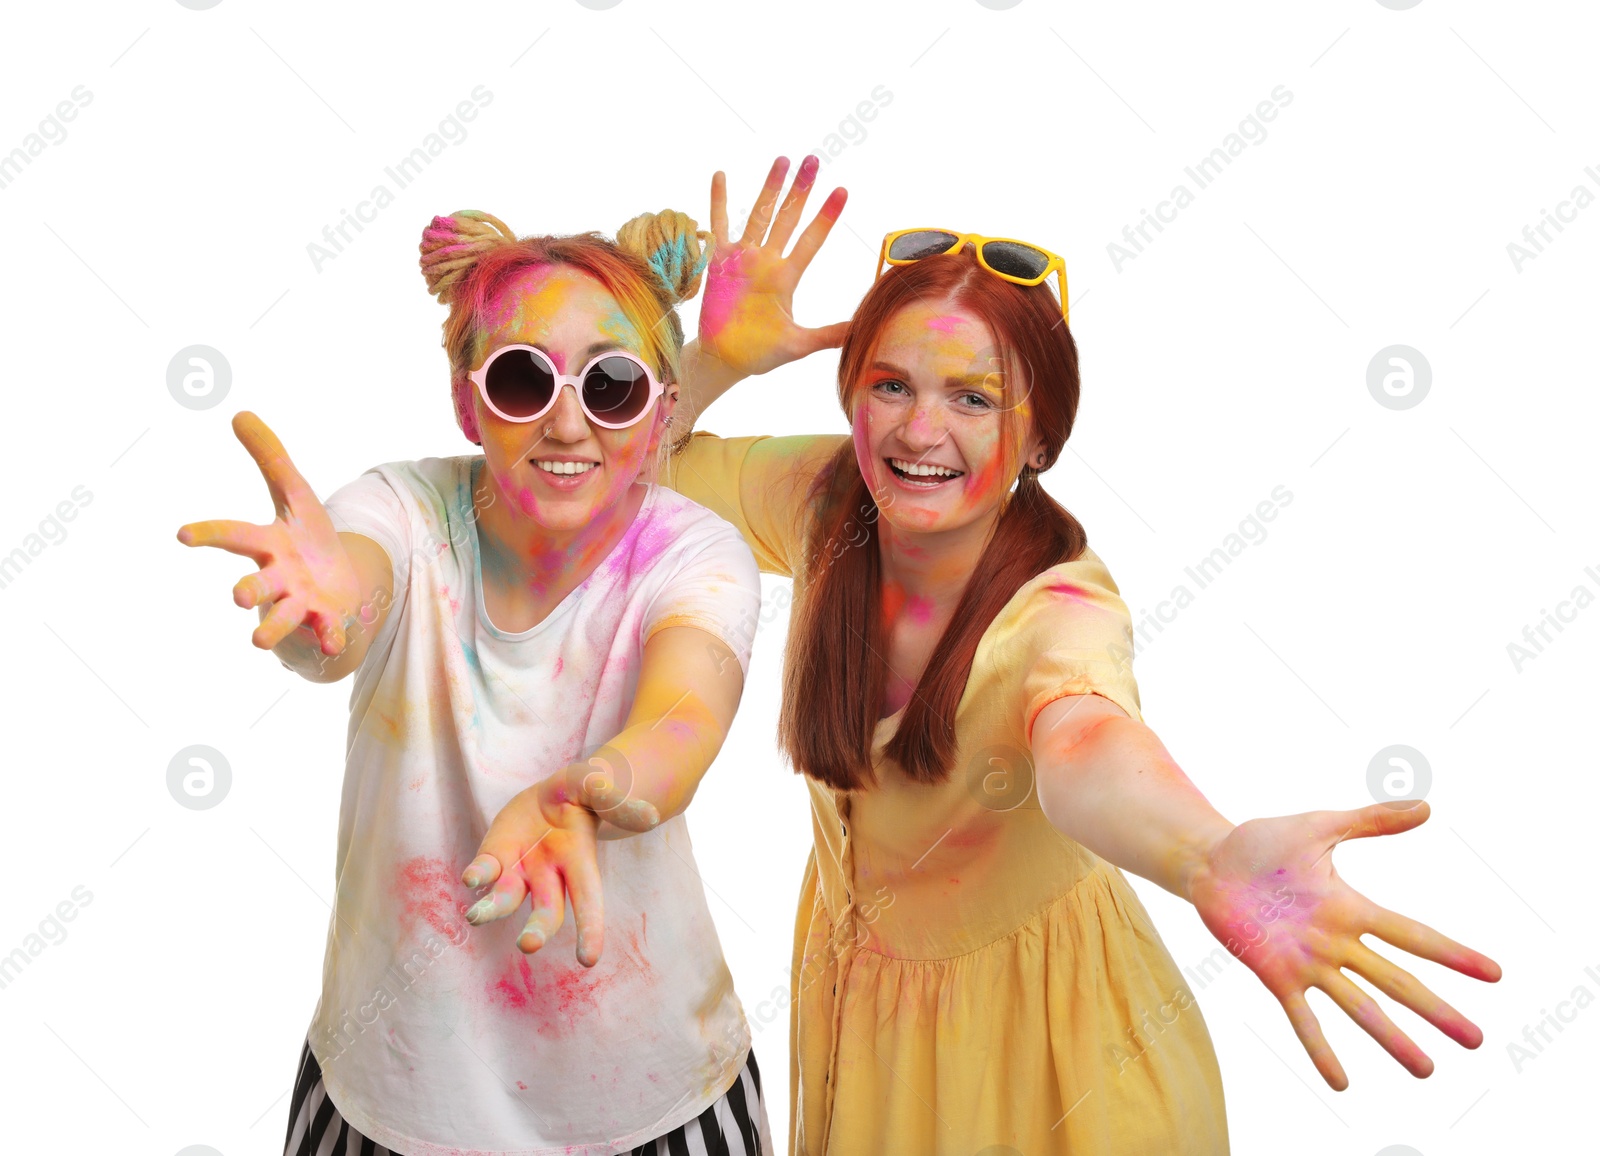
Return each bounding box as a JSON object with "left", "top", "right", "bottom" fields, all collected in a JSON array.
[{"left": 664, "top": 432, "right": 1230, "bottom": 1155}]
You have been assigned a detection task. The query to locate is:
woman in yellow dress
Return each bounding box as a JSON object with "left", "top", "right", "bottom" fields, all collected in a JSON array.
[{"left": 662, "top": 157, "right": 1501, "bottom": 1154}]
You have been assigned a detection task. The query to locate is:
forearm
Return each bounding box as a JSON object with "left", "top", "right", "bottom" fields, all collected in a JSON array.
[
  {"left": 571, "top": 626, "right": 745, "bottom": 839},
  {"left": 1035, "top": 711, "right": 1235, "bottom": 901},
  {"left": 582, "top": 695, "right": 730, "bottom": 839},
  {"left": 676, "top": 340, "right": 749, "bottom": 431}
]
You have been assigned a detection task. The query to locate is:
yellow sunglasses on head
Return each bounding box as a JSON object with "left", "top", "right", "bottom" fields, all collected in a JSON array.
[{"left": 875, "top": 228, "right": 1070, "bottom": 328}]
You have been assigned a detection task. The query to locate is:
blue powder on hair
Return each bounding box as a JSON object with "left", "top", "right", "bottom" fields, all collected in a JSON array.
[{"left": 647, "top": 234, "right": 709, "bottom": 295}]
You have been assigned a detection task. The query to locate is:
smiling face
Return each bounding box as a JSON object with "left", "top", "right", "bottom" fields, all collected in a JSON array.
[
  {"left": 851, "top": 300, "right": 1042, "bottom": 536},
  {"left": 468, "top": 263, "right": 674, "bottom": 534}
]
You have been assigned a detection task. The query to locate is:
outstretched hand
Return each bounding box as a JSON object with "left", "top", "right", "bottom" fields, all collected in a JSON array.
[
  {"left": 176, "top": 412, "right": 361, "bottom": 656},
  {"left": 699, "top": 155, "right": 850, "bottom": 377},
  {"left": 1186, "top": 801, "right": 1501, "bottom": 1090},
  {"left": 462, "top": 756, "right": 662, "bottom": 967}
]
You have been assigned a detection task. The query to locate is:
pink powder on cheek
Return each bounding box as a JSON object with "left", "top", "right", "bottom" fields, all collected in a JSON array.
[{"left": 961, "top": 449, "right": 1003, "bottom": 505}]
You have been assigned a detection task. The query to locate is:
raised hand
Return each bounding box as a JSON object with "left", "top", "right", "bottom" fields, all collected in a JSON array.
[
  {"left": 177, "top": 412, "right": 363, "bottom": 656},
  {"left": 699, "top": 154, "right": 850, "bottom": 377},
  {"left": 1186, "top": 801, "right": 1501, "bottom": 1090},
  {"left": 461, "top": 754, "right": 661, "bottom": 967}
]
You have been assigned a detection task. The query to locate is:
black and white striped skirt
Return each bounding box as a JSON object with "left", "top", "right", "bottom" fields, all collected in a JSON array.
[{"left": 282, "top": 1035, "right": 771, "bottom": 1156}]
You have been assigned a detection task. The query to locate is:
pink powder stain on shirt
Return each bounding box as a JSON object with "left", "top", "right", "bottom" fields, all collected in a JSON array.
[
  {"left": 393, "top": 856, "right": 476, "bottom": 956},
  {"left": 604, "top": 510, "right": 675, "bottom": 579},
  {"left": 487, "top": 921, "right": 654, "bottom": 1037},
  {"left": 1046, "top": 582, "right": 1094, "bottom": 609},
  {"left": 552, "top": 656, "right": 564, "bottom": 678}
]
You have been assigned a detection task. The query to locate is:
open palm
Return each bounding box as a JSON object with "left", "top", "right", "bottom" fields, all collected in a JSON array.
[
  {"left": 177, "top": 411, "right": 361, "bottom": 655},
  {"left": 1187, "top": 801, "right": 1501, "bottom": 1089},
  {"left": 699, "top": 155, "right": 850, "bottom": 377}
]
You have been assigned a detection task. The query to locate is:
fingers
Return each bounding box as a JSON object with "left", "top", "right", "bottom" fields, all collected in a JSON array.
[
  {"left": 561, "top": 837, "right": 606, "bottom": 967},
  {"left": 465, "top": 864, "right": 529, "bottom": 926},
  {"left": 710, "top": 170, "right": 729, "bottom": 245},
  {"left": 766, "top": 154, "right": 820, "bottom": 253},
  {"left": 798, "top": 320, "right": 851, "bottom": 357},
  {"left": 517, "top": 868, "right": 565, "bottom": 955},
  {"left": 303, "top": 605, "right": 349, "bottom": 657},
  {"left": 233, "top": 567, "right": 286, "bottom": 610},
  {"left": 1319, "top": 969, "right": 1434, "bottom": 1078},
  {"left": 232, "top": 411, "right": 313, "bottom": 515},
  {"left": 1344, "top": 941, "right": 1483, "bottom": 1049},
  {"left": 462, "top": 853, "right": 502, "bottom": 890},
  {"left": 1340, "top": 800, "right": 1431, "bottom": 840},
  {"left": 177, "top": 519, "right": 273, "bottom": 563},
  {"left": 1278, "top": 989, "right": 1349, "bottom": 1091},
  {"left": 1366, "top": 902, "right": 1503, "bottom": 982},
  {"left": 786, "top": 186, "right": 848, "bottom": 275},
  {"left": 252, "top": 597, "right": 308, "bottom": 651},
  {"left": 739, "top": 156, "right": 790, "bottom": 246}
]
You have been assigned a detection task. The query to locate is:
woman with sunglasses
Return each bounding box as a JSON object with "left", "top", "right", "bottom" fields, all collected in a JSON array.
[
  {"left": 664, "top": 158, "right": 1502, "bottom": 1154},
  {"left": 179, "top": 208, "right": 775, "bottom": 1155}
]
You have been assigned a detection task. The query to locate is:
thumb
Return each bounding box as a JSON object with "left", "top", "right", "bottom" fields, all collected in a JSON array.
[
  {"left": 799, "top": 320, "right": 850, "bottom": 355},
  {"left": 1335, "top": 799, "right": 1431, "bottom": 842}
]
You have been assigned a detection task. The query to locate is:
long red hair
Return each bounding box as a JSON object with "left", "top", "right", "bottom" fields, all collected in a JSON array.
[{"left": 778, "top": 251, "right": 1088, "bottom": 790}]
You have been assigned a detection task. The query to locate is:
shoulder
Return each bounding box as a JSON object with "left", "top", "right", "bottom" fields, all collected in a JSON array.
[
  {"left": 988, "top": 547, "right": 1134, "bottom": 658},
  {"left": 365, "top": 455, "right": 475, "bottom": 503},
  {"left": 640, "top": 480, "right": 758, "bottom": 557}
]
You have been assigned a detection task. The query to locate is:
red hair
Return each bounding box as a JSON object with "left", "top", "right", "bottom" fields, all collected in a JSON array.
[{"left": 778, "top": 251, "right": 1088, "bottom": 790}]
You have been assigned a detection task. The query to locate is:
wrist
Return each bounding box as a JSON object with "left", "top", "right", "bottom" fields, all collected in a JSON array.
[{"left": 1175, "top": 817, "right": 1236, "bottom": 904}]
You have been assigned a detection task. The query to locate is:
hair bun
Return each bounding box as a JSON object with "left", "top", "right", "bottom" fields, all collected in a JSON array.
[
  {"left": 420, "top": 210, "right": 516, "bottom": 304},
  {"left": 615, "top": 209, "right": 712, "bottom": 305}
]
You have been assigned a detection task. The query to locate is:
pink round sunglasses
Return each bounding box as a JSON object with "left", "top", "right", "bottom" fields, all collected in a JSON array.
[{"left": 468, "top": 344, "right": 666, "bottom": 430}]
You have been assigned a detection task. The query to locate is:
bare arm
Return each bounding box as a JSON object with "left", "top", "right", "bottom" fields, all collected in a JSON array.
[
  {"left": 458, "top": 625, "right": 746, "bottom": 964},
  {"left": 1032, "top": 691, "right": 1501, "bottom": 1091}
]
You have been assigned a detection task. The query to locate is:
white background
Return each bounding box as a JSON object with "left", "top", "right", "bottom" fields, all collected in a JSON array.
[{"left": 0, "top": 1, "right": 1594, "bottom": 1152}]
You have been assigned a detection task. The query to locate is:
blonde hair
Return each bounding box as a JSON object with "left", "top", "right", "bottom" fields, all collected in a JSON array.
[{"left": 419, "top": 208, "right": 711, "bottom": 444}]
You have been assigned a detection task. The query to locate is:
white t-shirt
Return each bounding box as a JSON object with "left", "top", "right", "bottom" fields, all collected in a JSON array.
[{"left": 308, "top": 456, "right": 762, "bottom": 1156}]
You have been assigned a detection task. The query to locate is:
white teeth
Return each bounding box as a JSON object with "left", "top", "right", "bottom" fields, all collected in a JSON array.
[
  {"left": 535, "top": 460, "right": 597, "bottom": 476},
  {"left": 889, "top": 458, "right": 961, "bottom": 478}
]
